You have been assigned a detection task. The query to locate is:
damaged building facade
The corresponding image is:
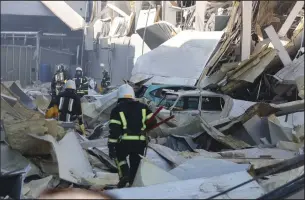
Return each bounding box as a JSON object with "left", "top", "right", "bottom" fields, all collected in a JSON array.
[{"left": 1, "top": 1, "right": 304, "bottom": 199}]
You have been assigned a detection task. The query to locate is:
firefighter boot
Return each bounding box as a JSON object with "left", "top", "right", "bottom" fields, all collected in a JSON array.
[
  {"left": 117, "top": 176, "right": 130, "bottom": 188},
  {"left": 117, "top": 163, "right": 130, "bottom": 188}
]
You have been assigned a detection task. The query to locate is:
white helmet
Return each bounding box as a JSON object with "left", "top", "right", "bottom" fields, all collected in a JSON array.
[
  {"left": 76, "top": 67, "right": 82, "bottom": 71},
  {"left": 65, "top": 80, "right": 76, "bottom": 90},
  {"left": 117, "top": 84, "right": 135, "bottom": 99}
]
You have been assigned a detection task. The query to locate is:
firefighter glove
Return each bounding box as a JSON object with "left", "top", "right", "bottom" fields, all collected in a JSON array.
[
  {"left": 80, "top": 124, "right": 86, "bottom": 136},
  {"left": 108, "top": 143, "right": 116, "bottom": 160}
]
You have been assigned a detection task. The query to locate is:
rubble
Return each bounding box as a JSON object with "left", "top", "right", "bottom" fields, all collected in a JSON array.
[
  {"left": 29, "top": 131, "right": 95, "bottom": 185},
  {"left": 1, "top": 1, "right": 304, "bottom": 199},
  {"left": 105, "top": 171, "right": 265, "bottom": 199},
  {"left": 258, "top": 166, "right": 304, "bottom": 193},
  {"left": 132, "top": 157, "right": 179, "bottom": 187},
  {"left": 22, "top": 175, "right": 53, "bottom": 199},
  {"left": 169, "top": 157, "right": 250, "bottom": 180},
  {"left": 130, "top": 30, "right": 225, "bottom": 86}
]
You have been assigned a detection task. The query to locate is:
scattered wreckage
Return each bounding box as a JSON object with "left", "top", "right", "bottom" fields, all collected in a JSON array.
[
  {"left": 1, "top": 1, "right": 304, "bottom": 199},
  {"left": 1, "top": 78, "right": 304, "bottom": 199}
]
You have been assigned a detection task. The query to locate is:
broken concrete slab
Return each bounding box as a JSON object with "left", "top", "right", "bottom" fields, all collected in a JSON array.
[
  {"left": 132, "top": 157, "right": 179, "bottom": 187},
  {"left": 145, "top": 148, "right": 173, "bottom": 171},
  {"left": 80, "top": 138, "right": 108, "bottom": 149},
  {"left": 79, "top": 172, "right": 119, "bottom": 188},
  {"left": 29, "top": 131, "right": 94, "bottom": 184},
  {"left": 276, "top": 141, "right": 304, "bottom": 152},
  {"left": 37, "top": 159, "right": 59, "bottom": 175},
  {"left": 87, "top": 154, "right": 110, "bottom": 171},
  {"left": 223, "top": 158, "right": 284, "bottom": 170},
  {"left": 199, "top": 116, "right": 252, "bottom": 150},
  {"left": 105, "top": 171, "right": 265, "bottom": 199},
  {"left": 9, "top": 82, "right": 36, "bottom": 110},
  {"left": 136, "top": 21, "right": 177, "bottom": 50},
  {"left": 169, "top": 157, "right": 250, "bottom": 180},
  {"left": 242, "top": 115, "right": 271, "bottom": 145},
  {"left": 277, "top": 112, "right": 304, "bottom": 128},
  {"left": 88, "top": 147, "right": 117, "bottom": 171},
  {"left": 1, "top": 94, "right": 27, "bottom": 123},
  {"left": 259, "top": 166, "right": 304, "bottom": 193},
  {"left": 5, "top": 120, "right": 50, "bottom": 154},
  {"left": 22, "top": 175, "right": 53, "bottom": 198},
  {"left": 219, "top": 148, "right": 297, "bottom": 159},
  {"left": 4, "top": 119, "right": 54, "bottom": 155},
  {"left": 274, "top": 54, "right": 304, "bottom": 84},
  {"left": 268, "top": 114, "right": 297, "bottom": 144},
  {"left": 1, "top": 83, "right": 43, "bottom": 120},
  {"left": 1, "top": 142, "right": 40, "bottom": 178},
  {"left": 164, "top": 133, "right": 201, "bottom": 152},
  {"left": 147, "top": 143, "right": 186, "bottom": 166}
]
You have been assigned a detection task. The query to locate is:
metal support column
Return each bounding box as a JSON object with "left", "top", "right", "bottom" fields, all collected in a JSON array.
[{"left": 35, "top": 32, "right": 40, "bottom": 81}]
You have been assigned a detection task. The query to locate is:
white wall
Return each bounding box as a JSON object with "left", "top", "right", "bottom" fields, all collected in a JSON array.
[
  {"left": 88, "top": 34, "right": 150, "bottom": 86},
  {"left": 1, "top": 1, "right": 87, "bottom": 18},
  {"left": 1, "top": 1, "right": 54, "bottom": 16},
  {"left": 65, "top": 1, "right": 88, "bottom": 18}
]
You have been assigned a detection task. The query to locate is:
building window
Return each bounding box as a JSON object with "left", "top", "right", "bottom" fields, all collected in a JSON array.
[{"left": 201, "top": 97, "right": 225, "bottom": 111}]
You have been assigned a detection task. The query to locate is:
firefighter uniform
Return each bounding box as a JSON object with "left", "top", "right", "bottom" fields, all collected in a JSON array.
[
  {"left": 73, "top": 67, "right": 88, "bottom": 97},
  {"left": 100, "top": 70, "right": 110, "bottom": 94},
  {"left": 51, "top": 64, "right": 69, "bottom": 97},
  {"left": 108, "top": 84, "right": 156, "bottom": 188},
  {"left": 47, "top": 80, "right": 86, "bottom": 135}
]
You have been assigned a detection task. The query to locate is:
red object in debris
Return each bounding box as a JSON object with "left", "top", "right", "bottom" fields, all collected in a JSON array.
[
  {"left": 146, "top": 106, "right": 164, "bottom": 125},
  {"left": 148, "top": 115, "right": 175, "bottom": 131}
]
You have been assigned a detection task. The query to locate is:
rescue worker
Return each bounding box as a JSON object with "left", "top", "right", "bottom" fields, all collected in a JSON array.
[
  {"left": 107, "top": 84, "right": 157, "bottom": 188},
  {"left": 73, "top": 67, "right": 88, "bottom": 97},
  {"left": 51, "top": 64, "right": 70, "bottom": 98},
  {"left": 46, "top": 80, "right": 86, "bottom": 135},
  {"left": 100, "top": 69, "right": 110, "bottom": 94}
]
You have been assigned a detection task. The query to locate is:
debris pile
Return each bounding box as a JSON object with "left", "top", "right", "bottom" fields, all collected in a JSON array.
[
  {"left": 1, "top": 1, "right": 304, "bottom": 199},
  {"left": 1, "top": 79, "right": 303, "bottom": 199}
]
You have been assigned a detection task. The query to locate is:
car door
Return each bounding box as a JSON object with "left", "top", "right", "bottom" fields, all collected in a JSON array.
[
  {"left": 200, "top": 96, "right": 225, "bottom": 123},
  {"left": 171, "top": 96, "right": 200, "bottom": 126}
]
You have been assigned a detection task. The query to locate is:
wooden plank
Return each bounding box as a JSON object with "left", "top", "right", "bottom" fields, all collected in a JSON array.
[
  {"left": 264, "top": 25, "right": 292, "bottom": 66},
  {"left": 278, "top": 1, "right": 304, "bottom": 38},
  {"left": 241, "top": 1, "right": 252, "bottom": 61}
]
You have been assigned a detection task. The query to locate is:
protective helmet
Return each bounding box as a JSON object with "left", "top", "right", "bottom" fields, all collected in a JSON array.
[
  {"left": 57, "top": 64, "right": 68, "bottom": 72},
  {"left": 75, "top": 67, "right": 83, "bottom": 77},
  {"left": 117, "top": 84, "right": 135, "bottom": 99},
  {"left": 65, "top": 80, "right": 76, "bottom": 90},
  {"left": 56, "top": 64, "right": 63, "bottom": 72}
]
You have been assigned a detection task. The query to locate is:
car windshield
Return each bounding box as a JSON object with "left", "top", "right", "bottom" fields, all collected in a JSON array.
[{"left": 158, "top": 94, "right": 178, "bottom": 109}]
